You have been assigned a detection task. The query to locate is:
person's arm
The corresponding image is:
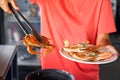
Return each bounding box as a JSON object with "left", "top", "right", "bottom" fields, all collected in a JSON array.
[
  {"left": 0, "top": 0, "right": 19, "bottom": 14},
  {"left": 96, "top": 33, "right": 111, "bottom": 46},
  {"left": 96, "top": 33, "right": 119, "bottom": 55}
]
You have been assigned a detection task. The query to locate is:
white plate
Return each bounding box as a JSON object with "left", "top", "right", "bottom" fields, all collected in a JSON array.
[{"left": 59, "top": 46, "right": 118, "bottom": 64}]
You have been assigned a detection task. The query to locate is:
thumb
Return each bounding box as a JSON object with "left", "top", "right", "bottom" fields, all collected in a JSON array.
[
  {"left": 0, "top": 1, "right": 12, "bottom": 14},
  {"left": 10, "top": 0, "right": 19, "bottom": 10}
]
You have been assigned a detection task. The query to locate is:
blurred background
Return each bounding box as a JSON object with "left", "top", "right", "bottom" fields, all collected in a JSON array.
[
  {"left": 0, "top": 0, "right": 120, "bottom": 80},
  {"left": 0, "top": 0, "right": 41, "bottom": 80}
]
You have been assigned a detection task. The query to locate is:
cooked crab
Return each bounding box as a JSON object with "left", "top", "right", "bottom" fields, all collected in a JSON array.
[
  {"left": 19, "top": 34, "right": 55, "bottom": 56},
  {"left": 63, "top": 40, "right": 90, "bottom": 52},
  {"left": 63, "top": 40, "right": 113, "bottom": 61}
]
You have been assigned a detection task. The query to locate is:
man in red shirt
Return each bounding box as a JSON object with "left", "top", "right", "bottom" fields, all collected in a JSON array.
[{"left": 0, "top": 0, "right": 117, "bottom": 80}]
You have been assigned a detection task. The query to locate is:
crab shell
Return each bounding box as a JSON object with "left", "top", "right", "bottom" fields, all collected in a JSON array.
[
  {"left": 23, "top": 34, "right": 50, "bottom": 47},
  {"left": 20, "top": 34, "right": 56, "bottom": 55}
]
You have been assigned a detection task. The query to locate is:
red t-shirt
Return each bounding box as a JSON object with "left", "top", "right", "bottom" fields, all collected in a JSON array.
[{"left": 30, "top": 0, "right": 116, "bottom": 80}]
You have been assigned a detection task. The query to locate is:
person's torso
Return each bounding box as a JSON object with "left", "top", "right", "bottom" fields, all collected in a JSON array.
[{"left": 38, "top": 0, "right": 102, "bottom": 48}]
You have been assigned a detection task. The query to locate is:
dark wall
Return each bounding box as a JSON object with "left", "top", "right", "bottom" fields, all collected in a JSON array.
[
  {"left": 115, "top": 0, "right": 120, "bottom": 35},
  {"left": 100, "top": 57, "right": 120, "bottom": 80},
  {"left": 0, "top": 8, "right": 5, "bottom": 44}
]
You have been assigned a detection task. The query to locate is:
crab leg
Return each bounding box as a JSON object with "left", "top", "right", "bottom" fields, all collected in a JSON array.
[
  {"left": 40, "top": 44, "right": 55, "bottom": 57},
  {"left": 27, "top": 46, "right": 40, "bottom": 54}
]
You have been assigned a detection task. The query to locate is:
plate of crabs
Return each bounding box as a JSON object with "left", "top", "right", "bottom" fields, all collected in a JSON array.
[{"left": 59, "top": 40, "right": 118, "bottom": 64}]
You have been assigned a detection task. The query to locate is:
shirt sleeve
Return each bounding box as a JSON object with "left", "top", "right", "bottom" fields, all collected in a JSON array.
[{"left": 97, "top": 0, "right": 116, "bottom": 34}]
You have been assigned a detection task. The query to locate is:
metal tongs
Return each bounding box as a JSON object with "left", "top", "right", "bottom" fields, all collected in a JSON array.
[{"left": 8, "top": 3, "right": 43, "bottom": 43}]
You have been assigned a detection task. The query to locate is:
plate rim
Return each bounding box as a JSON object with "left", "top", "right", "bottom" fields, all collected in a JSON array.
[{"left": 59, "top": 47, "right": 118, "bottom": 64}]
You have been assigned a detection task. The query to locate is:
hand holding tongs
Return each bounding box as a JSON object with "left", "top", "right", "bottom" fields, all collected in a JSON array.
[{"left": 8, "top": 3, "right": 43, "bottom": 43}]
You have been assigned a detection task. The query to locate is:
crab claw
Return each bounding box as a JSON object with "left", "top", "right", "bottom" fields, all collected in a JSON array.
[{"left": 27, "top": 46, "right": 40, "bottom": 54}]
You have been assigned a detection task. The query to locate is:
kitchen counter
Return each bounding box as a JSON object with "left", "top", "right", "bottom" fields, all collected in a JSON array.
[
  {"left": 17, "top": 54, "right": 40, "bottom": 66},
  {"left": 17, "top": 45, "right": 40, "bottom": 66},
  {"left": 0, "top": 45, "right": 17, "bottom": 80}
]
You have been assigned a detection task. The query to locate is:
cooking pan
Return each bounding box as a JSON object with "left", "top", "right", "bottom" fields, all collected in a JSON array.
[{"left": 25, "top": 69, "right": 74, "bottom": 80}]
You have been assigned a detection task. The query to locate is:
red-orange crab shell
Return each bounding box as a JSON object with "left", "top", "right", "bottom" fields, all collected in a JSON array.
[
  {"left": 23, "top": 34, "right": 50, "bottom": 47},
  {"left": 23, "top": 34, "right": 40, "bottom": 46},
  {"left": 20, "top": 34, "right": 55, "bottom": 55}
]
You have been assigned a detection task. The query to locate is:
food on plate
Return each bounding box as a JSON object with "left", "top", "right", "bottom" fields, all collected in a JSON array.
[
  {"left": 69, "top": 51, "right": 112, "bottom": 61},
  {"left": 63, "top": 40, "right": 90, "bottom": 52},
  {"left": 63, "top": 40, "right": 112, "bottom": 61},
  {"left": 19, "top": 34, "right": 55, "bottom": 56}
]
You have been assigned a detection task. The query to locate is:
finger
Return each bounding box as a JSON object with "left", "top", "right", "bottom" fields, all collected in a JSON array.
[
  {"left": 1, "top": 1, "right": 12, "bottom": 14},
  {"left": 1, "top": 7, "right": 12, "bottom": 14},
  {"left": 10, "top": 0, "right": 19, "bottom": 10},
  {"left": 7, "top": 9, "right": 12, "bottom": 14}
]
